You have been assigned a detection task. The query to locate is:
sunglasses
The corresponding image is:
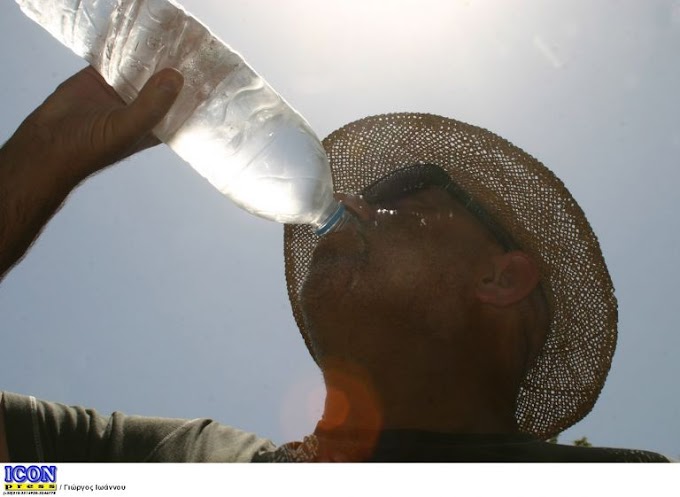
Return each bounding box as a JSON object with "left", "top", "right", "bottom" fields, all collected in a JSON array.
[{"left": 360, "top": 164, "right": 518, "bottom": 251}]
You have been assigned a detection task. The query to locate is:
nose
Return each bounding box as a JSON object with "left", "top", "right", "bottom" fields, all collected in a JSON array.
[{"left": 335, "top": 193, "right": 374, "bottom": 223}]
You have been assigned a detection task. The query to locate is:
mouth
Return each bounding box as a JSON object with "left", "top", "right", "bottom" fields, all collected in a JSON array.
[{"left": 312, "top": 212, "right": 368, "bottom": 266}]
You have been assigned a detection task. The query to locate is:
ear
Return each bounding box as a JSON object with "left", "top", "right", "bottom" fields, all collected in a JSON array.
[{"left": 475, "top": 251, "right": 540, "bottom": 307}]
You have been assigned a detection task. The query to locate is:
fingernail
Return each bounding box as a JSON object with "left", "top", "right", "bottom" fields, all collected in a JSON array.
[{"left": 157, "top": 71, "right": 183, "bottom": 94}]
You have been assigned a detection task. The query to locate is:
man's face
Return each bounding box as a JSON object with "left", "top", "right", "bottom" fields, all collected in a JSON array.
[{"left": 300, "top": 169, "right": 506, "bottom": 363}]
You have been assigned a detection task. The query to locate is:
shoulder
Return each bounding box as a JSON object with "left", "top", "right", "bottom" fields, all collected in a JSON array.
[
  {"left": 144, "top": 417, "right": 277, "bottom": 462},
  {"left": 524, "top": 439, "right": 671, "bottom": 462}
]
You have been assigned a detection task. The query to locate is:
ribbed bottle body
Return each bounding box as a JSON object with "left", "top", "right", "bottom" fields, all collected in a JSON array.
[{"left": 16, "top": 0, "right": 338, "bottom": 226}]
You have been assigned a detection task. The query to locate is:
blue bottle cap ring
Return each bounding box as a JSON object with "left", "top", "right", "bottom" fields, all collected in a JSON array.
[{"left": 315, "top": 204, "right": 346, "bottom": 236}]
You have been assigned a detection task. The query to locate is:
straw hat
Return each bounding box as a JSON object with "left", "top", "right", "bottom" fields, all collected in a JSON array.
[{"left": 284, "top": 113, "right": 617, "bottom": 439}]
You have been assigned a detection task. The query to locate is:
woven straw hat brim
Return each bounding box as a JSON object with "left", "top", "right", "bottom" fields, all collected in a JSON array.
[{"left": 284, "top": 113, "right": 617, "bottom": 439}]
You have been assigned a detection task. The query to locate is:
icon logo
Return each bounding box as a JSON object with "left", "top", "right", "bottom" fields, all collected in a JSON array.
[{"left": 4, "top": 466, "right": 57, "bottom": 494}]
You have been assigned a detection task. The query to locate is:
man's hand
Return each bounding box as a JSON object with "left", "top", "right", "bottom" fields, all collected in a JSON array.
[
  {"left": 0, "top": 66, "right": 183, "bottom": 280},
  {"left": 20, "top": 66, "right": 184, "bottom": 178}
]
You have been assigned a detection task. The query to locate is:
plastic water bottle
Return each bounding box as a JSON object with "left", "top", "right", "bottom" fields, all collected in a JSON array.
[{"left": 14, "top": 0, "right": 347, "bottom": 234}]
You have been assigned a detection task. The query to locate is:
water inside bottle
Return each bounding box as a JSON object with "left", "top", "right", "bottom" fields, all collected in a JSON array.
[
  {"left": 170, "top": 105, "right": 336, "bottom": 226},
  {"left": 16, "top": 0, "right": 341, "bottom": 229}
]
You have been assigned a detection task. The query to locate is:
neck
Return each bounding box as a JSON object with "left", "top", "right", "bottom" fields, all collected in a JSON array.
[{"left": 314, "top": 356, "right": 519, "bottom": 459}]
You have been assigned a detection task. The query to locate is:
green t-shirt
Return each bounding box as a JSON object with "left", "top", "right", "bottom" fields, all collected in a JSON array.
[{"left": 1, "top": 391, "right": 670, "bottom": 462}]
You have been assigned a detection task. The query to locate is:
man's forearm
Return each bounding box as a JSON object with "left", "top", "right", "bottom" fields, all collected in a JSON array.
[
  {"left": 0, "top": 67, "right": 183, "bottom": 282},
  {"left": 0, "top": 122, "right": 83, "bottom": 281}
]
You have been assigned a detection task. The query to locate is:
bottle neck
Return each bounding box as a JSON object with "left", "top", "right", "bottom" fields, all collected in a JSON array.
[{"left": 315, "top": 203, "right": 352, "bottom": 236}]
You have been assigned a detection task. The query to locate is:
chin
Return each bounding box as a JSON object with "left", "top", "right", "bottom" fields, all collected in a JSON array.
[
  {"left": 299, "top": 260, "right": 364, "bottom": 339},
  {"left": 300, "top": 259, "right": 352, "bottom": 311},
  {"left": 303, "top": 236, "right": 367, "bottom": 298}
]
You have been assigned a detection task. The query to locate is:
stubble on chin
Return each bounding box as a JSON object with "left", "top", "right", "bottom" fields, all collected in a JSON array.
[{"left": 301, "top": 228, "right": 369, "bottom": 302}]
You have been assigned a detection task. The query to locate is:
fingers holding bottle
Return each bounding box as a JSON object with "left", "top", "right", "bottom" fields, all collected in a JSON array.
[
  {"left": 19, "top": 66, "right": 184, "bottom": 181},
  {"left": 107, "top": 67, "right": 184, "bottom": 160}
]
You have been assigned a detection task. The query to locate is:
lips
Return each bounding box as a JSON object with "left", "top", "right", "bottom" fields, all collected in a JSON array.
[
  {"left": 312, "top": 208, "right": 369, "bottom": 266},
  {"left": 315, "top": 220, "right": 363, "bottom": 254}
]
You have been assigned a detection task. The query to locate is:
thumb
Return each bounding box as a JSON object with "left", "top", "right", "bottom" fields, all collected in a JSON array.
[{"left": 111, "top": 68, "right": 184, "bottom": 147}]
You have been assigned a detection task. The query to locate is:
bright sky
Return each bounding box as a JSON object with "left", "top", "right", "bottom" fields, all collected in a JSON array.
[{"left": 1, "top": 0, "right": 679, "bottom": 458}]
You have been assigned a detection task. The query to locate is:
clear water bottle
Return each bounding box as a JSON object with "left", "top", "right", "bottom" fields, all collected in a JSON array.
[{"left": 15, "top": 0, "right": 348, "bottom": 234}]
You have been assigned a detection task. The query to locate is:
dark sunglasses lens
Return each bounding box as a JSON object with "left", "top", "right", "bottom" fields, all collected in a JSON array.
[{"left": 361, "top": 164, "right": 517, "bottom": 251}]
